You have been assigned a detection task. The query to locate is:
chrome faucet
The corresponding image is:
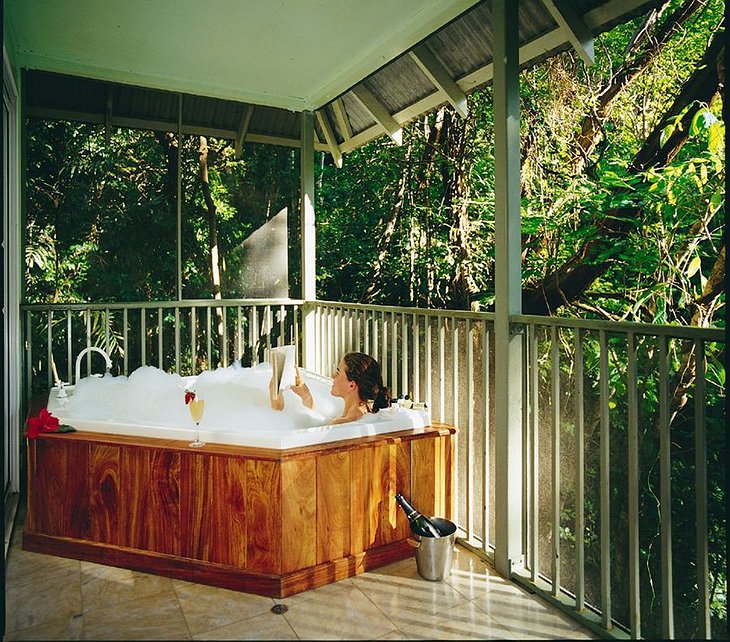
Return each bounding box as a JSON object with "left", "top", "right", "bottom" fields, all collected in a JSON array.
[{"left": 75, "top": 347, "right": 112, "bottom": 383}]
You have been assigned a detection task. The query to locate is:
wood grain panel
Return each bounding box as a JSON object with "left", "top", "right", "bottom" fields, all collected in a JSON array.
[
  {"left": 180, "top": 452, "right": 215, "bottom": 562},
  {"left": 89, "top": 444, "right": 120, "bottom": 544},
  {"left": 442, "top": 435, "right": 454, "bottom": 520},
  {"left": 181, "top": 454, "right": 247, "bottom": 566},
  {"left": 31, "top": 440, "right": 90, "bottom": 538},
  {"left": 120, "top": 448, "right": 180, "bottom": 555},
  {"left": 120, "top": 448, "right": 151, "bottom": 549},
  {"left": 381, "top": 439, "right": 411, "bottom": 543},
  {"left": 210, "top": 455, "right": 247, "bottom": 567},
  {"left": 246, "top": 459, "right": 281, "bottom": 574},
  {"left": 411, "top": 437, "right": 438, "bottom": 519},
  {"left": 317, "top": 450, "right": 350, "bottom": 564},
  {"left": 371, "top": 443, "right": 389, "bottom": 546},
  {"left": 350, "top": 446, "right": 373, "bottom": 555},
  {"left": 149, "top": 450, "right": 180, "bottom": 556},
  {"left": 281, "top": 457, "right": 316, "bottom": 573}
]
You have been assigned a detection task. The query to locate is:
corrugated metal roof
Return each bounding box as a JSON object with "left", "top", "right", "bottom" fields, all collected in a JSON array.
[{"left": 22, "top": 0, "right": 662, "bottom": 157}]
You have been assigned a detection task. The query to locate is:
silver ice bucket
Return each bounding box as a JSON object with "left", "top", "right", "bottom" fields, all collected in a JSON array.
[{"left": 407, "top": 517, "right": 457, "bottom": 581}]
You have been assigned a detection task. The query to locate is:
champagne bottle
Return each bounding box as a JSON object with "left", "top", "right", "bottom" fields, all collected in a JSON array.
[{"left": 395, "top": 493, "right": 442, "bottom": 537}]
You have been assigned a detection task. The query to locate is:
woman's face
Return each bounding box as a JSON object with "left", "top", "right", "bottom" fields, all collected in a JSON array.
[{"left": 331, "top": 359, "right": 355, "bottom": 398}]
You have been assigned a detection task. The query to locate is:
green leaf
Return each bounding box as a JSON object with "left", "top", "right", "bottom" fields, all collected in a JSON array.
[
  {"left": 55, "top": 424, "right": 77, "bottom": 433},
  {"left": 708, "top": 121, "right": 723, "bottom": 155},
  {"left": 686, "top": 255, "right": 702, "bottom": 279},
  {"left": 690, "top": 108, "right": 717, "bottom": 136}
]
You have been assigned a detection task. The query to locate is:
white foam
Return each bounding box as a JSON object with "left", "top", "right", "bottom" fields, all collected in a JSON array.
[{"left": 48, "top": 363, "right": 431, "bottom": 448}]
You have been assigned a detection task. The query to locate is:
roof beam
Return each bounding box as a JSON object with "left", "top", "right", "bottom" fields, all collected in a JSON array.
[
  {"left": 332, "top": 98, "right": 352, "bottom": 141},
  {"left": 315, "top": 110, "right": 343, "bottom": 168},
  {"left": 25, "top": 105, "right": 329, "bottom": 151},
  {"left": 351, "top": 84, "right": 403, "bottom": 146},
  {"left": 340, "top": 0, "right": 638, "bottom": 152},
  {"left": 234, "top": 105, "right": 254, "bottom": 158},
  {"left": 540, "top": 0, "right": 594, "bottom": 65},
  {"left": 410, "top": 43, "right": 468, "bottom": 118}
]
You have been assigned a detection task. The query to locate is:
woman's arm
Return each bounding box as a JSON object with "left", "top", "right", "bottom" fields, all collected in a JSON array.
[
  {"left": 291, "top": 366, "right": 314, "bottom": 409},
  {"left": 269, "top": 366, "right": 314, "bottom": 411},
  {"left": 269, "top": 376, "right": 284, "bottom": 410}
]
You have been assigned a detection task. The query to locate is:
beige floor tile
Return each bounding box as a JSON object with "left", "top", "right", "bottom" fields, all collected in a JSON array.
[
  {"left": 372, "top": 631, "right": 409, "bottom": 640},
  {"left": 82, "top": 590, "right": 191, "bottom": 640},
  {"left": 487, "top": 596, "right": 586, "bottom": 639},
  {"left": 386, "top": 600, "right": 514, "bottom": 640},
  {"left": 446, "top": 564, "right": 527, "bottom": 602},
  {"left": 280, "top": 582, "right": 398, "bottom": 640},
  {"left": 352, "top": 562, "right": 466, "bottom": 620},
  {"left": 80, "top": 561, "right": 174, "bottom": 613},
  {"left": 3, "top": 613, "right": 84, "bottom": 641},
  {"left": 5, "top": 555, "right": 82, "bottom": 633},
  {"left": 5, "top": 546, "right": 80, "bottom": 587},
  {"left": 191, "top": 610, "right": 298, "bottom": 640},
  {"left": 273, "top": 576, "right": 355, "bottom": 606},
  {"left": 172, "top": 578, "right": 274, "bottom": 635}
]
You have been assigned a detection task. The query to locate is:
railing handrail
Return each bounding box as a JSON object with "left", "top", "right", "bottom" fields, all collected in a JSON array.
[
  {"left": 311, "top": 300, "right": 725, "bottom": 342},
  {"left": 20, "top": 298, "right": 305, "bottom": 312},
  {"left": 310, "top": 299, "right": 496, "bottom": 321},
  {"left": 21, "top": 298, "right": 725, "bottom": 344},
  {"left": 514, "top": 313, "right": 725, "bottom": 342}
]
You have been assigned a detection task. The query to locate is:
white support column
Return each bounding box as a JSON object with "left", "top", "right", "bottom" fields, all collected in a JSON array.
[
  {"left": 493, "top": 0, "right": 523, "bottom": 577},
  {"left": 300, "top": 111, "right": 317, "bottom": 370}
]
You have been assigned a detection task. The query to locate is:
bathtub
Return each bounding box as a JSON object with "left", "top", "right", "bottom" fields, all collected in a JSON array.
[
  {"left": 45, "top": 364, "right": 431, "bottom": 450},
  {"left": 27, "top": 365, "right": 454, "bottom": 598}
]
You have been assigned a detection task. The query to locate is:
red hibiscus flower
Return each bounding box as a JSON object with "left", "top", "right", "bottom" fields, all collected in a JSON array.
[
  {"left": 25, "top": 416, "right": 42, "bottom": 439},
  {"left": 25, "top": 408, "right": 60, "bottom": 439}
]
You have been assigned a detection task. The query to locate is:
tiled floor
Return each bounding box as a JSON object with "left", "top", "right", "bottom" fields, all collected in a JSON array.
[{"left": 4, "top": 514, "right": 598, "bottom": 641}]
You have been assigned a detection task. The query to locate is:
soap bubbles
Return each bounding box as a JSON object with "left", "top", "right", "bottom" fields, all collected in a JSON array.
[{"left": 63, "top": 362, "right": 345, "bottom": 432}]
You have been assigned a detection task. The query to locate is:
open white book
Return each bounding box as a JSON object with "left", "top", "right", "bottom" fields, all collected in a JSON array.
[{"left": 270, "top": 344, "right": 297, "bottom": 394}]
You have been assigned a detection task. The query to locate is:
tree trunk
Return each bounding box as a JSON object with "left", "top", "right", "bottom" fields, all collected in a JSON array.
[
  {"left": 360, "top": 140, "right": 414, "bottom": 303},
  {"left": 669, "top": 244, "right": 725, "bottom": 422},
  {"left": 198, "top": 136, "right": 226, "bottom": 365},
  {"left": 522, "top": 32, "right": 724, "bottom": 315},
  {"left": 571, "top": 0, "right": 702, "bottom": 174}
]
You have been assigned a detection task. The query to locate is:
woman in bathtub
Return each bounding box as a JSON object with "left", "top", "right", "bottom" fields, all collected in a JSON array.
[{"left": 269, "top": 352, "right": 391, "bottom": 425}]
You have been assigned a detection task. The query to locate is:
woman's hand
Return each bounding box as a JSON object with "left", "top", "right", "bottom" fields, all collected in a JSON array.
[
  {"left": 291, "top": 366, "right": 314, "bottom": 409},
  {"left": 269, "top": 375, "right": 284, "bottom": 411}
]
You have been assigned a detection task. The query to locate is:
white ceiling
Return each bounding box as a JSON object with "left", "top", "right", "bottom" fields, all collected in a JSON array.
[{"left": 5, "top": 0, "right": 481, "bottom": 111}]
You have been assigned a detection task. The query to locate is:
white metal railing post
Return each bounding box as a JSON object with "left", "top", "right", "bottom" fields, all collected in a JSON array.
[
  {"left": 627, "top": 331, "right": 640, "bottom": 638},
  {"left": 658, "top": 334, "right": 674, "bottom": 638},
  {"left": 694, "top": 339, "right": 710, "bottom": 638},
  {"left": 493, "top": 0, "right": 523, "bottom": 576},
  {"left": 300, "top": 110, "right": 317, "bottom": 370}
]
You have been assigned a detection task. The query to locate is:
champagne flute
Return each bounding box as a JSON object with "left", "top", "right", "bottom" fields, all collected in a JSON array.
[{"left": 188, "top": 396, "right": 206, "bottom": 448}]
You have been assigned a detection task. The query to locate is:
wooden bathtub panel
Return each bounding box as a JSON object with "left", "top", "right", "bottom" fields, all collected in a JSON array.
[
  {"left": 211, "top": 456, "right": 247, "bottom": 567},
  {"left": 246, "top": 459, "right": 281, "bottom": 574},
  {"left": 411, "top": 437, "right": 438, "bottom": 520},
  {"left": 350, "top": 446, "right": 375, "bottom": 554},
  {"left": 443, "top": 435, "right": 454, "bottom": 520},
  {"left": 30, "top": 440, "right": 90, "bottom": 539},
  {"left": 181, "top": 453, "right": 213, "bottom": 562},
  {"left": 371, "top": 443, "right": 390, "bottom": 547},
  {"left": 120, "top": 449, "right": 180, "bottom": 555},
  {"left": 181, "top": 453, "right": 248, "bottom": 566},
  {"left": 281, "top": 457, "right": 316, "bottom": 573},
  {"left": 317, "top": 450, "right": 351, "bottom": 564},
  {"left": 89, "top": 444, "right": 120, "bottom": 544},
  {"left": 381, "top": 439, "right": 411, "bottom": 544}
]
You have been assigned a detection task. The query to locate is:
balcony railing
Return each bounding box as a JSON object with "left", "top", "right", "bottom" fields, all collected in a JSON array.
[{"left": 20, "top": 298, "right": 726, "bottom": 639}]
